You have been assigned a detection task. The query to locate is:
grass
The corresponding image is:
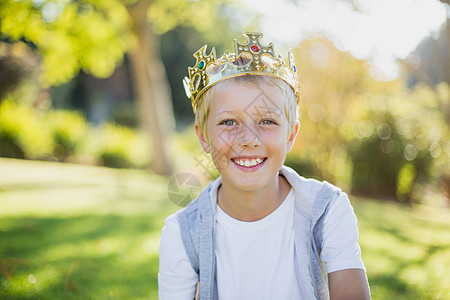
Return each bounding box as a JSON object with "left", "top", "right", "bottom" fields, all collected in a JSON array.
[
  {"left": 0, "top": 158, "right": 178, "bottom": 299},
  {"left": 0, "top": 158, "right": 449, "bottom": 299},
  {"left": 355, "top": 197, "right": 450, "bottom": 299}
]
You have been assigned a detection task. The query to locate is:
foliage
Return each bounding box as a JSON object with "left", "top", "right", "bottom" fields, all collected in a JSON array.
[
  {"left": 0, "top": 0, "right": 238, "bottom": 89},
  {"left": 0, "top": 49, "right": 30, "bottom": 101},
  {"left": 0, "top": 0, "right": 243, "bottom": 176},
  {"left": 401, "top": 21, "right": 449, "bottom": 95},
  {"left": 46, "top": 109, "right": 89, "bottom": 161},
  {"left": 291, "top": 38, "right": 449, "bottom": 201},
  {"left": 0, "top": 100, "right": 151, "bottom": 168},
  {"left": 95, "top": 124, "right": 151, "bottom": 169},
  {"left": 149, "top": 0, "right": 217, "bottom": 35},
  {"left": 397, "top": 163, "right": 417, "bottom": 200},
  {"left": 148, "top": 0, "right": 252, "bottom": 43},
  {"left": 285, "top": 151, "right": 321, "bottom": 181},
  {"left": 0, "top": 42, "right": 43, "bottom": 106},
  {"left": 0, "top": 100, "right": 90, "bottom": 162},
  {"left": 0, "top": 100, "right": 52, "bottom": 159},
  {"left": 0, "top": 158, "right": 449, "bottom": 299},
  {"left": 292, "top": 38, "right": 381, "bottom": 185},
  {"left": 0, "top": 0, "right": 132, "bottom": 86},
  {"left": 343, "top": 83, "right": 449, "bottom": 199}
]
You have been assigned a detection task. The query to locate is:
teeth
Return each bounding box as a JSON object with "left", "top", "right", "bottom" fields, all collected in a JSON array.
[{"left": 233, "top": 158, "right": 264, "bottom": 167}]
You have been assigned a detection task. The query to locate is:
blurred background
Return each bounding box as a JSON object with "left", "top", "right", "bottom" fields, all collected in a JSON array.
[{"left": 0, "top": 0, "right": 449, "bottom": 299}]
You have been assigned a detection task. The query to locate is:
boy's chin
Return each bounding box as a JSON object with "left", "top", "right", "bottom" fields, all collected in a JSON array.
[
  {"left": 219, "top": 165, "right": 283, "bottom": 188},
  {"left": 228, "top": 177, "right": 277, "bottom": 192}
]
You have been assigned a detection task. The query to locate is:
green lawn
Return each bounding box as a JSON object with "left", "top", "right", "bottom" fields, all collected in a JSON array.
[
  {"left": 355, "top": 197, "right": 450, "bottom": 299},
  {"left": 0, "top": 158, "right": 449, "bottom": 299}
]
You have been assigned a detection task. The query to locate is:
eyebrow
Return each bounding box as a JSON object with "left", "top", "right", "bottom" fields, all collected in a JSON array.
[
  {"left": 216, "top": 110, "right": 236, "bottom": 116},
  {"left": 216, "top": 107, "right": 282, "bottom": 115},
  {"left": 212, "top": 111, "right": 237, "bottom": 123},
  {"left": 251, "top": 107, "right": 282, "bottom": 117}
]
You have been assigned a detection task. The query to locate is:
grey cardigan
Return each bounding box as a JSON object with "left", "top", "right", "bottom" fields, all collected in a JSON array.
[{"left": 177, "top": 165, "right": 342, "bottom": 300}]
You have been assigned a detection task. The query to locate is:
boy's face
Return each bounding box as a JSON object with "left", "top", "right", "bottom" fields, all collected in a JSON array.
[{"left": 195, "top": 80, "right": 299, "bottom": 192}]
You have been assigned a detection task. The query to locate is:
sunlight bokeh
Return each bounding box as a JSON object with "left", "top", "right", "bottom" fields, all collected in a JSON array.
[{"left": 242, "top": 0, "right": 447, "bottom": 80}]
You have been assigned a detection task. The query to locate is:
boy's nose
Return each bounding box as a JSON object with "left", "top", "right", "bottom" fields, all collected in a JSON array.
[{"left": 238, "top": 126, "right": 261, "bottom": 148}]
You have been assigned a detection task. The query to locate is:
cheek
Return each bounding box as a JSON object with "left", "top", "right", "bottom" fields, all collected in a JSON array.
[
  {"left": 219, "top": 128, "right": 241, "bottom": 145},
  {"left": 210, "top": 124, "right": 243, "bottom": 147},
  {"left": 260, "top": 127, "right": 285, "bottom": 140},
  {"left": 207, "top": 128, "right": 235, "bottom": 155},
  {"left": 261, "top": 130, "right": 289, "bottom": 151}
]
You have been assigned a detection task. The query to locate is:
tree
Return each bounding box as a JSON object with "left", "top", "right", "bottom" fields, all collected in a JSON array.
[
  {"left": 286, "top": 37, "right": 449, "bottom": 201},
  {"left": 126, "top": 0, "right": 174, "bottom": 175},
  {"left": 400, "top": 14, "right": 450, "bottom": 124},
  {"left": 0, "top": 0, "right": 231, "bottom": 175}
]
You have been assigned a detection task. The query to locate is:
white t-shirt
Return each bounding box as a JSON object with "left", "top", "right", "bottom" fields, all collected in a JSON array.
[{"left": 158, "top": 178, "right": 365, "bottom": 300}]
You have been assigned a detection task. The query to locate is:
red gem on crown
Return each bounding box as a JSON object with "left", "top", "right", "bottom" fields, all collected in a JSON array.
[{"left": 251, "top": 45, "right": 260, "bottom": 53}]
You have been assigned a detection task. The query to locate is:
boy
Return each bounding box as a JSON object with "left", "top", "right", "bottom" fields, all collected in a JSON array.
[{"left": 159, "top": 32, "right": 370, "bottom": 300}]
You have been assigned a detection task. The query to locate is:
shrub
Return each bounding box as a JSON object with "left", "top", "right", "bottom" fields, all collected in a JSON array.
[
  {"left": 0, "top": 101, "right": 154, "bottom": 169},
  {"left": 0, "top": 100, "right": 53, "bottom": 159},
  {"left": 46, "top": 110, "right": 88, "bottom": 161},
  {"left": 95, "top": 124, "right": 151, "bottom": 169},
  {"left": 285, "top": 151, "right": 320, "bottom": 181},
  {"left": 343, "top": 84, "right": 448, "bottom": 201}
]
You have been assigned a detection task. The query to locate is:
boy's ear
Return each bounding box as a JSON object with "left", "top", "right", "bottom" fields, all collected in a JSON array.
[
  {"left": 195, "top": 124, "right": 211, "bottom": 153},
  {"left": 287, "top": 120, "right": 300, "bottom": 152}
]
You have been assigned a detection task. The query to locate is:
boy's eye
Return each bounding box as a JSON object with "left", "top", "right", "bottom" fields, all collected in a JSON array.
[
  {"left": 260, "top": 119, "right": 277, "bottom": 125},
  {"left": 220, "top": 119, "right": 236, "bottom": 126}
]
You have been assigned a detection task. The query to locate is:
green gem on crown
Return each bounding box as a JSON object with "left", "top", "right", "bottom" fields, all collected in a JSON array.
[{"left": 198, "top": 60, "right": 205, "bottom": 69}]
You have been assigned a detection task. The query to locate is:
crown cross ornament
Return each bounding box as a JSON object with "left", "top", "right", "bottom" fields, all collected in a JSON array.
[{"left": 183, "top": 32, "right": 300, "bottom": 113}]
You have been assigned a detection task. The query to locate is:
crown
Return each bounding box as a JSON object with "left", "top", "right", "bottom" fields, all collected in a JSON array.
[{"left": 183, "top": 32, "right": 300, "bottom": 113}]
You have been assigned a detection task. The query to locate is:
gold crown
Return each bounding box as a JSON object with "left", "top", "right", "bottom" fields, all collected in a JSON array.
[{"left": 183, "top": 32, "right": 300, "bottom": 113}]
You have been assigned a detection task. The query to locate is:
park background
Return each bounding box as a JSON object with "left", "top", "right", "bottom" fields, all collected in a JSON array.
[{"left": 0, "top": 0, "right": 449, "bottom": 299}]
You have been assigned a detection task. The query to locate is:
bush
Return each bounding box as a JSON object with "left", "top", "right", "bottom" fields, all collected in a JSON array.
[
  {"left": 343, "top": 84, "right": 449, "bottom": 201},
  {"left": 285, "top": 151, "right": 320, "bottom": 180},
  {"left": 0, "top": 100, "right": 53, "bottom": 159},
  {"left": 95, "top": 124, "right": 151, "bottom": 169},
  {"left": 46, "top": 110, "right": 88, "bottom": 161},
  {"left": 0, "top": 101, "right": 152, "bottom": 169}
]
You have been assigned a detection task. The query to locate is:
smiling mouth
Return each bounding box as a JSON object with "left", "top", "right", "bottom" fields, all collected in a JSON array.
[{"left": 231, "top": 157, "right": 266, "bottom": 167}]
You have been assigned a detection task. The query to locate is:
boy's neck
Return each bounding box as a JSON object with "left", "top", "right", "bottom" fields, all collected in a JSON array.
[{"left": 217, "top": 174, "right": 291, "bottom": 222}]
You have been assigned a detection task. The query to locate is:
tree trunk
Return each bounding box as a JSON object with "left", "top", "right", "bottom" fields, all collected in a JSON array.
[{"left": 127, "top": 0, "right": 174, "bottom": 175}]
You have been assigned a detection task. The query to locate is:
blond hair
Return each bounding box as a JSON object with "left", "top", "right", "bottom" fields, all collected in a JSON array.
[{"left": 195, "top": 75, "right": 299, "bottom": 142}]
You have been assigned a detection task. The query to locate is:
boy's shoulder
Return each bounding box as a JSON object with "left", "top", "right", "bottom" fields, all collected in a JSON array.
[
  {"left": 280, "top": 165, "right": 341, "bottom": 198},
  {"left": 172, "top": 177, "right": 218, "bottom": 228},
  {"left": 280, "top": 165, "right": 343, "bottom": 220}
]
